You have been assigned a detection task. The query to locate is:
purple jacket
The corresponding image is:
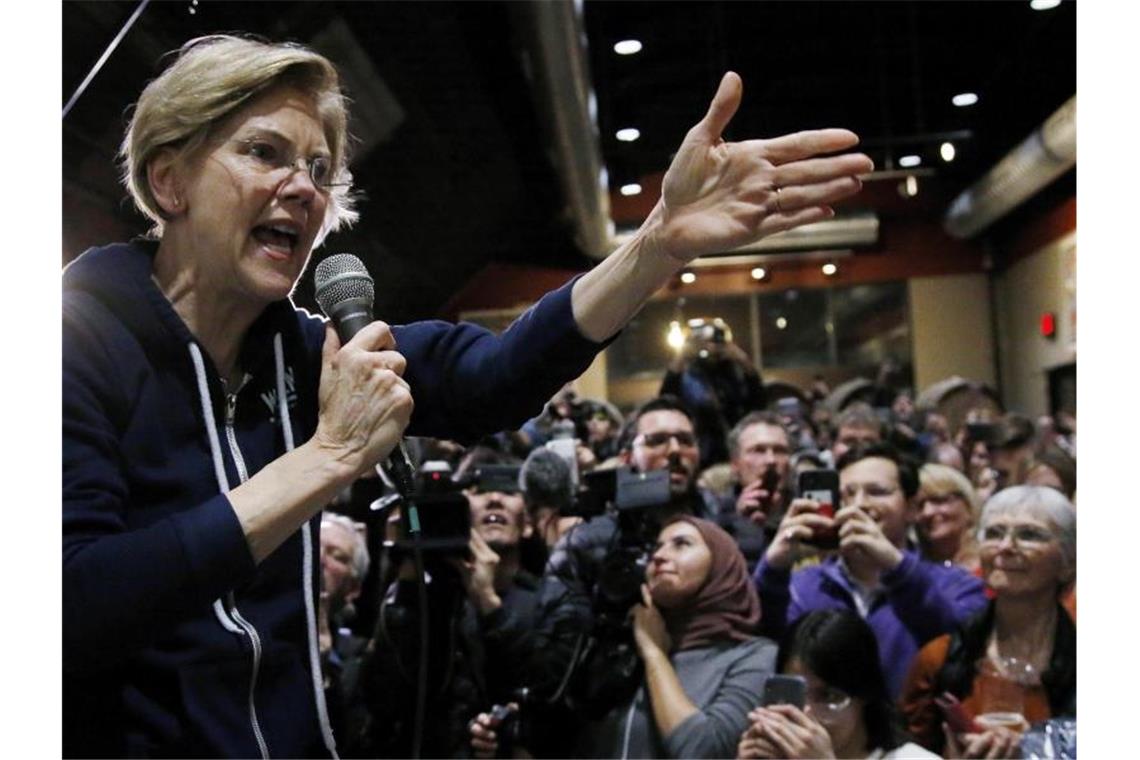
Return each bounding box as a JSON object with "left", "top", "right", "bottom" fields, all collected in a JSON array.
[{"left": 753, "top": 552, "right": 988, "bottom": 698}]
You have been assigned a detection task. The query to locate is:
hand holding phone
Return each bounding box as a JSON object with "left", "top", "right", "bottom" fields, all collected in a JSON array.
[
  {"left": 761, "top": 674, "right": 807, "bottom": 708},
  {"left": 935, "top": 692, "right": 980, "bottom": 734},
  {"left": 797, "top": 469, "right": 840, "bottom": 549}
]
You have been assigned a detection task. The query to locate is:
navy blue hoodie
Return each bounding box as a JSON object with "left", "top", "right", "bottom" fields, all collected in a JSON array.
[{"left": 62, "top": 240, "right": 605, "bottom": 757}]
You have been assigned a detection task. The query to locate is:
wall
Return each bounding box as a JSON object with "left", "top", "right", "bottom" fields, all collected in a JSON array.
[
  {"left": 908, "top": 273, "right": 997, "bottom": 392},
  {"left": 994, "top": 229, "right": 1077, "bottom": 416}
]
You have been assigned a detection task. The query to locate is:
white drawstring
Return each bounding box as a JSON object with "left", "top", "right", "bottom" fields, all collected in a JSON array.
[{"left": 275, "top": 333, "right": 339, "bottom": 758}]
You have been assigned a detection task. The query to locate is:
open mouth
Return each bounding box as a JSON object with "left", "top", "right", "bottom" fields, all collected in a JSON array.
[
  {"left": 481, "top": 513, "right": 509, "bottom": 527},
  {"left": 252, "top": 223, "right": 300, "bottom": 258}
]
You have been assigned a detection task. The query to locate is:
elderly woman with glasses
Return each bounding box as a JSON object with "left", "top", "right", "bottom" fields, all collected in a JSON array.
[
  {"left": 63, "top": 34, "right": 871, "bottom": 758},
  {"left": 899, "top": 486, "right": 1076, "bottom": 759},
  {"left": 737, "top": 609, "right": 937, "bottom": 759},
  {"left": 915, "top": 463, "right": 982, "bottom": 572}
]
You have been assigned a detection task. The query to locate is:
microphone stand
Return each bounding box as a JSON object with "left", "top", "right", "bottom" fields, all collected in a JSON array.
[{"left": 379, "top": 444, "right": 429, "bottom": 759}]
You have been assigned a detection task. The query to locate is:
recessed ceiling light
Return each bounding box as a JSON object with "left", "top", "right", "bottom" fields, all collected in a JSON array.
[
  {"left": 616, "top": 128, "right": 640, "bottom": 142},
  {"left": 751, "top": 267, "right": 767, "bottom": 280},
  {"left": 952, "top": 92, "right": 979, "bottom": 107},
  {"left": 899, "top": 155, "right": 921, "bottom": 168},
  {"left": 1030, "top": 0, "right": 1061, "bottom": 10},
  {"left": 620, "top": 183, "right": 642, "bottom": 196},
  {"left": 822, "top": 263, "right": 838, "bottom": 276},
  {"left": 940, "top": 142, "right": 956, "bottom": 162},
  {"left": 614, "top": 39, "right": 643, "bottom": 55},
  {"left": 680, "top": 271, "right": 697, "bottom": 284},
  {"left": 776, "top": 317, "right": 788, "bottom": 330}
]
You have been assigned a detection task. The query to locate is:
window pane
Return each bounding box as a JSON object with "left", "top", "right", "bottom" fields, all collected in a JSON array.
[{"left": 757, "top": 288, "right": 830, "bottom": 368}]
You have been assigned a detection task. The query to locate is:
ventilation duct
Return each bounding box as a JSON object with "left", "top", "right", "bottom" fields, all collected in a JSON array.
[
  {"left": 943, "top": 95, "right": 1075, "bottom": 239},
  {"left": 727, "top": 211, "right": 879, "bottom": 253}
]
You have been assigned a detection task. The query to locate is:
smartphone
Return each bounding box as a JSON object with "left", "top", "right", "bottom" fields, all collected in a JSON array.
[
  {"left": 761, "top": 674, "right": 807, "bottom": 708},
  {"left": 934, "top": 693, "right": 980, "bottom": 734},
  {"left": 797, "top": 469, "right": 840, "bottom": 549}
]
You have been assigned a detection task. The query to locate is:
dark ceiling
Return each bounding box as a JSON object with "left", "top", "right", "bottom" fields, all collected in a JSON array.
[{"left": 62, "top": 0, "right": 1075, "bottom": 322}]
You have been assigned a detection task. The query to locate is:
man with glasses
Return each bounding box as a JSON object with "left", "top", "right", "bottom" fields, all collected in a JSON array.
[{"left": 752, "top": 442, "right": 987, "bottom": 698}]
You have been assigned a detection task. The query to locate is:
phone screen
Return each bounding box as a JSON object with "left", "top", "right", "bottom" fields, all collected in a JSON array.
[
  {"left": 797, "top": 469, "right": 840, "bottom": 549},
  {"left": 761, "top": 674, "right": 807, "bottom": 708}
]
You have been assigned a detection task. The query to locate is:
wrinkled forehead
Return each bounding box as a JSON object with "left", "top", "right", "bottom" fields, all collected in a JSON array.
[
  {"left": 741, "top": 422, "right": 789, "bottom": 449},
  {"left": 210, "top": 84, "right": 331, "bottom": 152},
  {"left": 981, "top": 502, "right": 1055, "bottom": 530}
]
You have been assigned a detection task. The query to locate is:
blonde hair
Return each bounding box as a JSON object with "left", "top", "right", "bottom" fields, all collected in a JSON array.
[
  {"left": 918, "top": 463, "right": 981, "bottom": 525},
  {"left": 119, "top": 35, "right": 358, "bottom": 240}
]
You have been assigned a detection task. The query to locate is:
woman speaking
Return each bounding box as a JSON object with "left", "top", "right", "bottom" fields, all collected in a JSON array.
[{"left": 62, "top": 35, "right": 870, "bottom": 757}]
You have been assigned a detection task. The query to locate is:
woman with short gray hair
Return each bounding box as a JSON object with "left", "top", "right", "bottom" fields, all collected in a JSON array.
[{"left": 900, "top": 486, "right": 1076, "bottom": 758}]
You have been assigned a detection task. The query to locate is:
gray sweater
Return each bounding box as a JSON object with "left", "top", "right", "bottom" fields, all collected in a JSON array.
[{"left": 576, "top": 636, "right": 777, "bottom": 759}]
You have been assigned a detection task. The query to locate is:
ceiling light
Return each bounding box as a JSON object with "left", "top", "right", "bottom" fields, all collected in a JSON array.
[
  {"left": 940, "top": 142, "right": 956, "bottom": 162},
  {"left": 750, "top": 267, "right": 767, "bottom": 280},
  {"left": 1030, "top": 0, "right": 1061, "bottom": 9},
  {"left": 899, "top": 155, "right": 921, "bottom": 168},
  {"left": 680, "top": 271, "right": 696, "bottom": 284},
  {"left": 776, "top": 317, "right": 788, "bottom": 330},
  {"left": 667, "top": 320, "right": 685, "bottom": 349},
  {"left": 821, "top": 263, "right": 838, "bottom": 276},
  {"left": 952, "top": 92, "right": 979, "bottom": 107},
  {"left": 616, "top": 128, "right": 640, "bottom": 142},
  {"left": 620, "top": 183, "right": 642, "bottom": 196},
  {"left": 899, "top": 175, "right": 919, "bottom": 197},
  {"left": 614, "top": 39, "right": 643, "bottom": 55}
]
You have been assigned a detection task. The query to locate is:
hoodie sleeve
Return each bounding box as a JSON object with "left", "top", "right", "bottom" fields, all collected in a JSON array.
[
  {"left": 880, "top": 552, "right": 989, "bottom": 643},
  {"left": 393, "top": 276, "right": 612, "bottom": 443},
  {"left": 62, "top": 301, "right": 256, "bottom": 676}
]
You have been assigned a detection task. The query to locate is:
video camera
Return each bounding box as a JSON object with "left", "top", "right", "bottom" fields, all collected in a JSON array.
[{"left": 378, "top": 461, "right": 522, "bottom": 556}]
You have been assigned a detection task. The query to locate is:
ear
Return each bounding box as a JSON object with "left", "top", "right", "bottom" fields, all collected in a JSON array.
[{"left": 147, "top": 146, "right": 186, "bottom": 218}]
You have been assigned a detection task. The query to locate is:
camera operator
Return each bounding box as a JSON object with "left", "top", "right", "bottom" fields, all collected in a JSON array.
[
  {"left": 355, "top": 452, "right": 541, "bottom": 757},
  {"left": 523, "top": 396, "right": 723, "bottom": 747},
  {"left": 661, "top": 319, "right": 767, "bottom": 469}
]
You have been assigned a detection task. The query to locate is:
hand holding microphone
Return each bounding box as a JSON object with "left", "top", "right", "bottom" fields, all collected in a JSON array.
[{"left": 313, "top": 254, "right": 414, "bottom": 483}]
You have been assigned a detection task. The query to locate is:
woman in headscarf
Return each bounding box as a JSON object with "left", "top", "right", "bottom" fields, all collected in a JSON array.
[{"left": 584, "top": 515, "right": 776, "bottom": 758}]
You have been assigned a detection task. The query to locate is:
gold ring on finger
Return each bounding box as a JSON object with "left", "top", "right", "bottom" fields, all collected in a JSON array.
[{"left": 773, "top": 186, "right": 783, "bottom": 213}]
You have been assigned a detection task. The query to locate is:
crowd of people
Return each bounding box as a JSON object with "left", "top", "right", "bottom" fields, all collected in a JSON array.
[
  {"left": 61, "top": 33, "right": 1076, "bottom": 760},
  {"left": 314, "top": 349, "right": 1076, "bottom": 759}
]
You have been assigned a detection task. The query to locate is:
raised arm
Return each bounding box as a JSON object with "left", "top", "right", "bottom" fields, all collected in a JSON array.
[{"left": 571, "top": 72, "right": 872, "bottom": 342}]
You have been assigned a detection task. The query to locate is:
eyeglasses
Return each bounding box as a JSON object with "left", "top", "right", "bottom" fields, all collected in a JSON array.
[
  {"left": 979, "top": 523, "right": 1055, "bottom": 546},
  {"left": 806, "top": 687, "right": 852, "bottom": 720},
  {"left": 231, "top": 136, "right": 341, "bottom": 190},
  {"left": 635, "top": 430, "right": 697, "bottom": 449}
]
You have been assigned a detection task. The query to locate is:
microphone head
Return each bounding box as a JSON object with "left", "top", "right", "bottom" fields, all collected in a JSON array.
[{"left": 314, "top": 253, "right": 374, "bottom": 316}]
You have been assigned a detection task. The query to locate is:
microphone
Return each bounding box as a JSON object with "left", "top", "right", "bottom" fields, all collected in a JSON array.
[{"left": 314, "top": 253, "right": 416, "bottom": 495}]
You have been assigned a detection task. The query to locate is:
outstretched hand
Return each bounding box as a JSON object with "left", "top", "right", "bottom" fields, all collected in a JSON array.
[{"left": 654, "top": 72, "right": 872, "bottom": 263}]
